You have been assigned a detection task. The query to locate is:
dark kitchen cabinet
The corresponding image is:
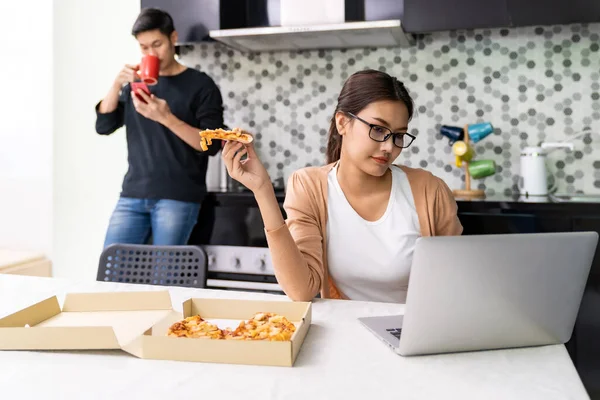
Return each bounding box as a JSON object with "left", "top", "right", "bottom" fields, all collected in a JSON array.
[
  {"left": 571, "top": 216, "right": 600, "bottom": 399},
  {"left": 403, "top": 0, "right": 600, "bottom": 33},
  {"left": 574, "top": 217, "right": 600, "bottom": 287},
  {"left": 459, "top": 212, "right": 537, "bottom": 235},
  {"left": 403, "top": 0, "right": 511, "bottom": 32},
  {"left": 506, "top": 0, "right": 600, "bottom": 27},
  {"left": 139, "top": 0, "right": 247, "bottom": 44},
  {"left": 458, "top": 210, "right": 572, "bottom": 235}
]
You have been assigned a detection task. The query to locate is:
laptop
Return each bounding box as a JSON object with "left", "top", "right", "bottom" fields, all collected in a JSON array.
[{"left": 358, "top": 231, "right": 598, "bottom": 356}]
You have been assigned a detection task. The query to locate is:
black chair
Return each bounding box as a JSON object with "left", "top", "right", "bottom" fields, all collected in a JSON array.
[{"left": 97, "top": 244, "right": 207, "bottom": 288}]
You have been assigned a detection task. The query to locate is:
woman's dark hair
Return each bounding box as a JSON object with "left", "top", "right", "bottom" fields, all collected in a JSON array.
[
  {"left": 131, "top": 8, "right": 175, "bottom": 37},
  {"left": 325, "top": 69, "right": 415, "bottom": 164}
]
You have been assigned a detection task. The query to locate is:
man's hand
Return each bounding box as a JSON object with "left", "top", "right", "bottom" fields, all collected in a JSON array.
[
  {"left": 132, "top": 89, "right": 172, "bottom": 125},
  {"left": 132, "top": 88, "right": 210, "bottom": 152},
  {"left": 114, "top": 64, "right": 139, "bottom": 88},
  {"left": 99, "top": 64, "right": 139, "bottom": 114}
]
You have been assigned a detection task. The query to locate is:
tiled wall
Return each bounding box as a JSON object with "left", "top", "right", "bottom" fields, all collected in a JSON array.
[{"left": 181, "top": 23, "right": 600, "bottom": 196}]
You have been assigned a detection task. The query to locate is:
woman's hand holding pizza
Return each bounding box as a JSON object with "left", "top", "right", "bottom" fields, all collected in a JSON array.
[{"left": 218, "top": 129, "right": 272, "bottom": 194}]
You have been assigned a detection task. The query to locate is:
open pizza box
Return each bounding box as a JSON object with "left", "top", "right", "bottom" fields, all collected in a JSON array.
[{"left": 0, "top": 291, "right": 312, "bottom": 367}]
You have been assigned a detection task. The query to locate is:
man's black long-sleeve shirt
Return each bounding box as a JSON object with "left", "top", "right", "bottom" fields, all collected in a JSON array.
[{"left": 95, "top": 68, "right": 223, "bottom": 203}]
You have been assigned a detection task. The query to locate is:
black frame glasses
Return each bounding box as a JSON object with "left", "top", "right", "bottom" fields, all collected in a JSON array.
[{"left": 347, "top": 112, "right": 416, "bottom": 149}]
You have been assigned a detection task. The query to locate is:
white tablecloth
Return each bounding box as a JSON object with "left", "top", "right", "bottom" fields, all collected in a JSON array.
[{"left": 0, "top": 275, "right": 589, "bottom": 400}]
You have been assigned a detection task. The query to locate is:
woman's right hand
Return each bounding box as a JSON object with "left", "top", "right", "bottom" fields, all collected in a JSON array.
[{"left": 222, "top": 140, "right": 272, "bottom": 194}]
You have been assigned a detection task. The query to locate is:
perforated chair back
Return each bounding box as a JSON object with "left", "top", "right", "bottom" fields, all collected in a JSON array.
[{"left": 97, "top": 244, "right": 207, "bottom": 288}]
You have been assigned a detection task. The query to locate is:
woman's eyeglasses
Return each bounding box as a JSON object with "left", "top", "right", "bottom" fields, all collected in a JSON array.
[{"left": 347, "top": 112, "right": 416, "bottom": 149}]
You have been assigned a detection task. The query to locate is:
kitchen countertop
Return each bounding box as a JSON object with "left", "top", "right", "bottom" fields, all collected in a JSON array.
[
  {"left": 454, "top": 194, "right": 600, "bottom": 213},
  {"left": 206, "top": 188, "right": 600, "bottom": 212},
  {"left": 206, "top": 187, "right": 286, "bottom": 204}
]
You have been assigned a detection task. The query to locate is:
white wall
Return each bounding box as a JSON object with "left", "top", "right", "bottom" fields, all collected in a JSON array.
[
  {"left": 0, "top": 2, "right": 53, "bottom": 256},
  {"left": 53, "top": 0, "right": 140, "bottom": 279}
]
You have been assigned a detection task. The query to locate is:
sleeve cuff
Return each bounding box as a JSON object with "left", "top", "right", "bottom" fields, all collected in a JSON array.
[{"left": 265, "top": 222, "right": 288, "bottom": 235}]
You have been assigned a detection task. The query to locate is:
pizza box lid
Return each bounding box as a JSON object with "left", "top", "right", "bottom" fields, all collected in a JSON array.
[
  {"left": 0, "top": 291, "right": 173, "bottom": 350},
  {"left": 123, "top": 298, "right": 312, "bottom": 367}
]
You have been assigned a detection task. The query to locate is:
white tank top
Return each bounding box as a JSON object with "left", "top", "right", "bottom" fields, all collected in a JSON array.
[{"left": 326, "top": 165, "right": 421, "bottom": 303}]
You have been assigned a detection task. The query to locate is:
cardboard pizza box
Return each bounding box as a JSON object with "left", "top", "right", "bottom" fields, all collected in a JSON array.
[
  {"left": 0, "top": 292, "right": 312, "bottom": 367},
  {"left": 0, "top": 291, "right": 173, "bottom": 350},
  {"left": 124, "top": 298, "right": 312, "bottom": 367}
]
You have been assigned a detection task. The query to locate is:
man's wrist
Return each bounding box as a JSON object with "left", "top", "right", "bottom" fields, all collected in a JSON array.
[
  {"left": 111, "top": 81, "right": 123, "bottom": 92},
  {"left": 162, "top": 113, "right": 179, "bottom": 129}
]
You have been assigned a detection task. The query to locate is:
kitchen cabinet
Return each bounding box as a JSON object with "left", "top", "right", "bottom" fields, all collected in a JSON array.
[
  {"left": 346, "top": 0, "right": 405, "bottom": 21},
  {"left": 506, "top": 0, "right": 600, "bottom": 27},
  {"left": 571, "top": 216, "right": 600, "bottom": 399},
  {"left": 573, "top": 217, "right": 600, "bottom": 287},
  {"left": 459, "top": 211, "right": 572, "bottom": 235},
  {"left": 403, "top": 0, "right": 600, "bottom": 33},
  {"left": 403, "top": 0, "right": 511, "bottom": 32}
]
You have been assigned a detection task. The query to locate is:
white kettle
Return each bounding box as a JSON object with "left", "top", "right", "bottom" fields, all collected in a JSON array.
[{"left": 520, "top": 142, "right": 573, "bottom": 197}]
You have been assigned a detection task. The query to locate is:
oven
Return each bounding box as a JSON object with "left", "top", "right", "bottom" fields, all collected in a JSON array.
[{"left": 189, "top": 156, "right": 287, "bottom": 294}]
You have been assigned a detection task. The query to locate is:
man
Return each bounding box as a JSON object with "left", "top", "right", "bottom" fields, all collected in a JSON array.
[{"left": 96, "top": 8, "right": 223, "bottom": 247}]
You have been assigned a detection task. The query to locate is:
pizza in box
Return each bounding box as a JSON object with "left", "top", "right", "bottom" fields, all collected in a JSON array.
[{"left": 167, "top": 312, "right": 296, "bottom": 341}]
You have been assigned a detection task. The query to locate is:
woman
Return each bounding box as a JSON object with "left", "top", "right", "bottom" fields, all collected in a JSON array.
[{"left": 222, "top": 69, "right": 462, "bottom": 303}]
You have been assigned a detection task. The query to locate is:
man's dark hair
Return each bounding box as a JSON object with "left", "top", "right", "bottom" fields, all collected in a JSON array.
[{"left": 131, "top": 8, "right": 175, "bottom": 37}]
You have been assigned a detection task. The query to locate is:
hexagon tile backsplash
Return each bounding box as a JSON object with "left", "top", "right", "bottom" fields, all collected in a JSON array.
[{"left": 180, "top": 23, "right": 600, "bottom": 196}]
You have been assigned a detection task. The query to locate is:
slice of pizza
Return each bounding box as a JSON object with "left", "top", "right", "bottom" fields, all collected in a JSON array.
[
  {"left": 225, "top": 312, "right": 296, "bottom": 341},
  {"left": 167, "top": 315, "right": 224, "bottom": 339},
  {"left": 198, "top": 128, "right": 253, "bottom": 151},
  {"left": 185, "top": 315, "right": 224, "bottom": 339},
  {"left": 166, "top": 321, "right": 189, "bottom": 338}
]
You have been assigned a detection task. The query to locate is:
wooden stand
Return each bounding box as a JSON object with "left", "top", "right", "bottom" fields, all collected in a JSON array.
[{"left": 452, "top": 124, "right": 486, "bottom": 199}]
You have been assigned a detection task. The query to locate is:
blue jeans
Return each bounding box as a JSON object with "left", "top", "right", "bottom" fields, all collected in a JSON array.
[{"left": 103, "top": 197, "right": 201, "bottom": 248}]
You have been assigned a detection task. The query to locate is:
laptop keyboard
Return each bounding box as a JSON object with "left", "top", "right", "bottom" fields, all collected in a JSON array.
[{"left": 386, "top": 328, "right": 402, "bottom": 339}]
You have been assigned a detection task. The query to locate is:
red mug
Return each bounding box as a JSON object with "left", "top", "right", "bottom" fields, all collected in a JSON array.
[{"left": 138, "top": 54, "right": 159, "bottom": 85}]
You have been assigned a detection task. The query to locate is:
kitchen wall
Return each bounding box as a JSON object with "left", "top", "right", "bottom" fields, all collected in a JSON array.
[
  {"left": 181, "top": 22, "right": 600, "bottom": 196},
  {"left": 0, "top": 1, "right": 53, "bottom": 255},
  {"left": 53, "top": 0, "right": 140, "bottom": 279}
]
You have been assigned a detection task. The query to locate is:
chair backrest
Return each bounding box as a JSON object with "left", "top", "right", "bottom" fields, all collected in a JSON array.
[{"left": 97, "top": 244, "right": 207, "bottom": 288}]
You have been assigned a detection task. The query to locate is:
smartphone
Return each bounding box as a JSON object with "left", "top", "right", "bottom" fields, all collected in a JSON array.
[{"left": 131, "top": 81, "right": 150, "bottom": 103}]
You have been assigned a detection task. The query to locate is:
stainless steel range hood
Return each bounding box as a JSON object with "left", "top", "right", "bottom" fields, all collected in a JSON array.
[{"left": 208, "top": 20, "right": 414, "bottom": 53}]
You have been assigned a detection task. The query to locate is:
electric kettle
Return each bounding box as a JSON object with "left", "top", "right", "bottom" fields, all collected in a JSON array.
[{"left": 520, "top": 142, "right": 573, "bottom": 197}]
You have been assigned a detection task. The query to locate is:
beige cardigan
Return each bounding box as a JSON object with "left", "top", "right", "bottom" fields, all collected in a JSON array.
[{"left": 265, "top": 163, "right": 463, "bottom": 301}]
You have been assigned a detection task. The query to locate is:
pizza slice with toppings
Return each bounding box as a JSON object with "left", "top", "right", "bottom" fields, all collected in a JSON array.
[
  {"left": 167, "top": 315, "right": 223, "bottom": 339},
  {"left": 225, "top": 312, "right": 296, "bottom": 341},
  {"left": 198, "top": 128, "right": 253, "bottom": 151}
]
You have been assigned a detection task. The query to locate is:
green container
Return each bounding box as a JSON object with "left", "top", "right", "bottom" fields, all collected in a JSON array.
[{"left": 469, "top": 160, "right": 496, "bottom": 179}]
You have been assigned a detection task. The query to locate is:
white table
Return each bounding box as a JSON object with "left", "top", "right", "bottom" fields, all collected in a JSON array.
[{"left": 0, "top": 275, "right": 589, "bottom": 400}]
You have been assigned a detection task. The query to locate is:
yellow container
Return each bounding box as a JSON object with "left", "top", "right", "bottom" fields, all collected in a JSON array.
[{"left": 452, "top": 140, "right": 474, "bottom": 167}]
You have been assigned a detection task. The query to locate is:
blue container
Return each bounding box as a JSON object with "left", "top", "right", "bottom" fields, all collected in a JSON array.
[{"left": 468, "top": 122, "right": 494, "bottom": 143}]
